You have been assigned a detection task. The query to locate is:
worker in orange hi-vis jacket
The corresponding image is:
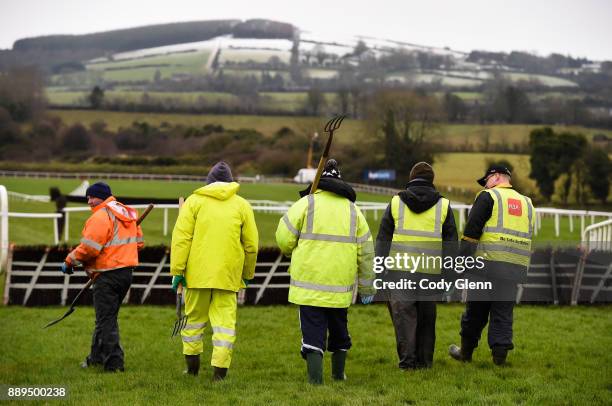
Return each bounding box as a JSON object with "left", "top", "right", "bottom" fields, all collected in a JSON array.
[{"left": 62, "top": 182, "right": 144, "bottom": 372}]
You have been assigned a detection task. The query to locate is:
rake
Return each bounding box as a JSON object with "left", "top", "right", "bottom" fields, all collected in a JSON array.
[{"left": 310, "top": 115, "right": 345, "bottom": 194}]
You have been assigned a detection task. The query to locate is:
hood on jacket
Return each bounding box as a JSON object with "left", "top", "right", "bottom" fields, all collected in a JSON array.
[
  {"left": 95, "top": 196, "right": 138, "bottom": 222},
  {"left": 398, "top": 179, "right": 441, "bottom": 214},
  {"left": 299, "top": 177, "right": 357, "bottom": 202},
  {"left": 194, "top": 181, "right": 240, "bottom": 201}
]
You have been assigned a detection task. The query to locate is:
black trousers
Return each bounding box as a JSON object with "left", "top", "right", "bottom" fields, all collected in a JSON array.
[
  {"left": 387, "top": 300, "right": 436, "bottom": 369},
  {"left": 460, "top": 281, "right": 517, "bottom": 351},
  {"left": 299, "top": 305, "right": 351, "bottom": 358},
  {"left": 87, "top": 268, "right": 133, "bottom": 370}
]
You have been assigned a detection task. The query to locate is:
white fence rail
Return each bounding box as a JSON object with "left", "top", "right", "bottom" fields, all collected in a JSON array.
[
  {"left": 582, "top": 219, "right": 612, "bottom": 252},
  {"left": 2, "top": 181, "right": 612, "bottom": 271}
]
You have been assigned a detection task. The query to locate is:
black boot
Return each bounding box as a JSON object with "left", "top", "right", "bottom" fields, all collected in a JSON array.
[
  {"left": 184, "top": 355, "right": 200, "bottom": 376},
  {"left": 331, "top": 351, "right": 347, "bottom": 381},
  {"left": 306, "top": 352, "right": 323, "bottom": 385},
  {"left": 492, "top": 347, "right": 507, "bottom": 365},
  {"left": 448, "top": 338, "right": 475, "bottom": 362},
  {"left": 212, "top": 367, "right": 228, "bottom": 381}
]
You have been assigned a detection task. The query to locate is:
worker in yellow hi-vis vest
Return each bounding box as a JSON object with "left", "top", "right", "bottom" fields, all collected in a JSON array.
[
  {"left": 171, "top": 161, "right": 258, "bottom": 381},
  {"left": 276, "top": 159, "right": 376, "bottom": 385},
  {"left": 449, "top": 164, "right": 535, "bottom": 366},
  {"left": 375, "top": 162, "right": 458, "bottom": 370}
]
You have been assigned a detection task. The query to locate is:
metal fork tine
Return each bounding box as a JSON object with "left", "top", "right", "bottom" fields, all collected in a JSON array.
[
  {"left": 324, "top": 115, "right": 346, "bottom": 133},
  {"left": 336, "top": 115, "right": 345, "bottom": 129},
  {"left": 330, "top": 117, "right": 338, "bottom": 131}
]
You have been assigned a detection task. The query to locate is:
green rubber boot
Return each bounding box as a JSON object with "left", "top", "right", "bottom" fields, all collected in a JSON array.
[
  {"left": 306, "top": 353, "right": 323, "bottom": 385},
  {"left": 331, "top": 351, "right": 347, "bottom": 381}
]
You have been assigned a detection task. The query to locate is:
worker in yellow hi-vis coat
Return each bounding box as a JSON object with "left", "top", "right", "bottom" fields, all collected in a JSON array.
[
  {"left": 170, "top": 161, "right": 258, "bottom": 381},
  {"left": 276, "top": 159, "right": 376, "bottom": 385}
]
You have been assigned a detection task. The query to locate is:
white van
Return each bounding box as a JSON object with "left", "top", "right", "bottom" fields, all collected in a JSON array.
[{"left": 293, "top": 168, "right": 317, "bottom": 183}]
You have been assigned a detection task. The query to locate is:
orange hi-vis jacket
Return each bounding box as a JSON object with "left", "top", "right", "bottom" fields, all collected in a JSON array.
[{"left": 65, "top": 196, "right": 144, "bottom": 273}]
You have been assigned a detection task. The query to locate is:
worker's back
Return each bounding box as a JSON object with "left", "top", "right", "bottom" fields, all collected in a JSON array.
[
  {"left": 277, "top": 189, "right": 373, "bottom": 308},
  {"left": 171, "top": 182, "right": 259, "bottom": 292}
]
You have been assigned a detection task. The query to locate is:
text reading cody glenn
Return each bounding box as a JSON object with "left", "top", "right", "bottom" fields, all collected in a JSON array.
[{"left": 372, "top": 253, "right": 493, "bottom": 291}]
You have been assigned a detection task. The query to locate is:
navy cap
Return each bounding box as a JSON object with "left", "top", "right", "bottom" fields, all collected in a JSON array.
[
  {"left": 477, "top": 165, "right": 512, "bottom": 187},
  {"left": 85, "top": 182, "right": 112, "bottom": 200}
]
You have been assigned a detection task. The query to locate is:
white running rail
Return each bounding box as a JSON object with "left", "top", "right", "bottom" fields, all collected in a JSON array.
[{"left": 582, "top": 219, "right": 612, "bottom": 252}]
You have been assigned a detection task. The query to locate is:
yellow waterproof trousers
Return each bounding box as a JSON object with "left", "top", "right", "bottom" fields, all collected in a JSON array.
[{"left": 181, "top": 288, "right": 237, "bottom": 368}]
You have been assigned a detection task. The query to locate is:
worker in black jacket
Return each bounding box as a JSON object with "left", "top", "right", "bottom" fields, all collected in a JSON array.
[{"left": 376, "top": 162, "right": 458, "bottom": 369}]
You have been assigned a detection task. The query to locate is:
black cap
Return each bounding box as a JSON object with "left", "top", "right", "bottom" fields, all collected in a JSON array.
[{"left": 477, "top": 165, "right": 512, "bottom": 187}]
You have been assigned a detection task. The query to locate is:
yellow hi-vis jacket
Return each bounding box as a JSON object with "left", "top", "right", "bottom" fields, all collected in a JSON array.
[
  {"left": 389, "top": 195, "right": 449, "bottom": 274},
  {"left": 276, "top": 190, "right": 376, "bottom": 308},
  {"left": 170, "top": 182, "right": 259, "bottom": 292},
  {"left": 474, "top": 186, "right": 535, "bottom": 268}
]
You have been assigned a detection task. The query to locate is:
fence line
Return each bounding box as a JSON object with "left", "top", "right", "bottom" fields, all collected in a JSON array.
[
  {"left": 2, "top": 178, "right": 612, "bottom": 270},
  {"left": 5, "top": 246, "right": 611, "bottom": 306}
]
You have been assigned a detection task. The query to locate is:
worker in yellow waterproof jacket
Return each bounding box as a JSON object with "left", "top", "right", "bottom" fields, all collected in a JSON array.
[
  {"left": 276, "top": 159, "right": 376, "bottom": 385},
  {"left": 170, "top": 161, "right": 258, "bottom": 380}
]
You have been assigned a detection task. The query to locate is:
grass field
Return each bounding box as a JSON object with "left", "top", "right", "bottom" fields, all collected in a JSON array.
[
  {"left": 50, "top": 51, "right": 211, "bottom": 85},
  {"left": 0, "top": 176, "right": 598, "bottom": 247},
  {"left": 45, "top": 91, "right": 338, "bottom": 113},
  {"left": 433, "top": 152, "right": 535, "bottom": 191},
  {"left": 0, "top": 304, "right": 610, "bottom": 404},
  {"left": 219, "top": 48, "right": 290, "bottom": 64},
  {"left": 47, "top": 110, "right": 612, "bottom": 147},
  {"left": 46, "top": 90, "right": 239, "bottom": 107}
]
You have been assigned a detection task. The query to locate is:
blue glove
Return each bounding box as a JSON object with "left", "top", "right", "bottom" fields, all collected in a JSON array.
[
  {"left": 172, "top": 275, "right": 187, "bottom": 292},
  {"left": 361, "top": 295, "right": 375, "bottom": 304},
  {"left": 243, "top": 278, "right": 251, "bottom": 287},
  {"left": 61, "top": 262, "right": 74, "bottom": 275}
]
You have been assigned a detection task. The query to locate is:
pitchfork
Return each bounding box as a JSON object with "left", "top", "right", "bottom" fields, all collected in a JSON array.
[
  {"left": 310, "top": 115, "right": 345, "bottom": 194},
  {"left": 171, "top": 283, "right": 187, "bottom": 338},
  {"left": 171, "top": 196, "right": 188, "bottom": 338}
]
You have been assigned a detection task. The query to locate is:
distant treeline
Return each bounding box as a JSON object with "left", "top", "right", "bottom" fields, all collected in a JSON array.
[
  {"left": 467, "top": 51, "right": 593, "bottom": 74},
  {"left": 12, "top": 19, "right": 294, "bottom": 52},
  {"left": 0, "top": 19, "right": 295, "bottom": 73}
]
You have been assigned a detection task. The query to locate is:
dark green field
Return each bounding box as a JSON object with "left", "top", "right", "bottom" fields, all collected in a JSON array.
[{"left": 0, "top": 304, "right": 610, "bottom": 405}]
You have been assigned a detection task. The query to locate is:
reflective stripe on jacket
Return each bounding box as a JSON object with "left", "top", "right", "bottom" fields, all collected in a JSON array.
[
  {"left": 66, "top": 196, "right": 143, "bottom": 272},
  {"left": 276, "top": 190, "right": 375, "bottom": 308},
  {"left": 389, "top": 195, "right": 449, "bottom": 274},
  {"left": 474, "top": 186, "right": 535, "bottom": 268}
]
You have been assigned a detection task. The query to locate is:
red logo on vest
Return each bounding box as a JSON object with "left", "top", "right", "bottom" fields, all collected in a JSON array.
[{"left": 507, "top": 199, "right": 522, "bottom": 216}]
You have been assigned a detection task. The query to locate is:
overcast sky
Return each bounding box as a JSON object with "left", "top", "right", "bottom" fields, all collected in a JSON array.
[{"left": 1, "top": 0, "right": 610, "bottom": 60}]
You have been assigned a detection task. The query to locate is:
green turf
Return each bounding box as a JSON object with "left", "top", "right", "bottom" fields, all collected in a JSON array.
[{"left": 0, "top": 304, "right": 610, "bottom": 404}]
